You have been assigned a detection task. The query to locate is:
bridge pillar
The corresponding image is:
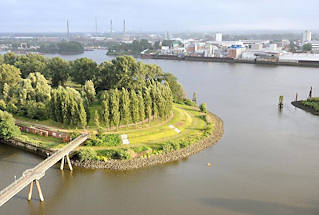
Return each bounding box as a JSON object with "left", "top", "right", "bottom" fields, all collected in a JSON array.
[
  {"left": 60, "top": 156, "right": 65, "bottom": 170},
  {"left": 35, "top": 180, "right": 44, "bottom": 202},
  {"left": 27, "top": 181, "right": 33, "bottom": 201},
  {"left": 66, "top": 154, "right": 73, "bottom": 171},
  {"left": 27, "top": 180, "right": 44, "bottom": 202},
  {"left": 60, "top": 154, "right": 72, "bottom": 171}
]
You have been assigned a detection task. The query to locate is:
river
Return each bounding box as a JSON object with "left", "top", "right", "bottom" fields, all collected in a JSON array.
[{"left": 1, "top": 50, "right": 319, "bottom": 215}]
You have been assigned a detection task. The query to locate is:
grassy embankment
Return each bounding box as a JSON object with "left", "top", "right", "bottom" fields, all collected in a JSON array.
[{"left": 14, "top": 103, "right": 213, "bottom": 160}]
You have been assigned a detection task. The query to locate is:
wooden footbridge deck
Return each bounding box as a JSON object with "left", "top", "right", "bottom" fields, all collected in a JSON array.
[{"left": 0, "top": 133, "right": 88, "bottom": 207}]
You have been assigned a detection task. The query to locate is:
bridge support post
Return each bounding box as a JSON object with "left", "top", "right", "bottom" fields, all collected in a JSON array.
[
  {"left": 66, "top": 154, "right": 73, "bottom": 171},
  {"left": 27, "top": 180, "right": 44, "bottom": 202},
  {"left": 60, "top": 156, "right": 65, "bottom": 170},
  {"left": 35, "top": 180, "right": 44, "bottom": 202},
  {"left": 27, "top": 181, "right": 33, "bottom": 201}
]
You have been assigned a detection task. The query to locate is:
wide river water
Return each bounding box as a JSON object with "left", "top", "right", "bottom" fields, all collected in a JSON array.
[{"left": 1, "top": 50, "right": 319, "bottom": 215}]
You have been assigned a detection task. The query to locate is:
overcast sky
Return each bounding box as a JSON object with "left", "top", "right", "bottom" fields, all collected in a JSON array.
[{"left": 1, "top": 0, "right": 318, "bottom": 33}]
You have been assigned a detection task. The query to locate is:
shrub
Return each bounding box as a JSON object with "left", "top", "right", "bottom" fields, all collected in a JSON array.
[
  {"left": 160, "top": 142, "right": 174, "bottom": 152},
  {"left": 0, "top": 110, "right": 20, "bottom": 139},
  {"left": 79, "top": 148, "right": 98, "bottom": 161},
  {"left": 97, "top": 149, "right": 131, "bottom": 160},
  {"left": 171, "top": 142, "right": 180, "bottom": 150},
  {"left": 87, "top": 134, "right": 121, "bottom": 147},
  {"left": 183, "top": 98, "right": 196, "bottom": 107},
  {"left": 199, "top": 103, "right": 207, "bottom": 113}
]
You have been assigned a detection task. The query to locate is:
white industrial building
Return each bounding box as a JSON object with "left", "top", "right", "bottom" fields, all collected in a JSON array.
[
  {"left": 215, "top": 33, "right": 222, "bottom": 42},
  {"left": 303, "top": 30, "right": 312, "bottom": 42}
]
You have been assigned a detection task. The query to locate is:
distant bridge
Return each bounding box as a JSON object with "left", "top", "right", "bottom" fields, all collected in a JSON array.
[{"left": 0, "top": 134, "right": 88, "bottom": 207}]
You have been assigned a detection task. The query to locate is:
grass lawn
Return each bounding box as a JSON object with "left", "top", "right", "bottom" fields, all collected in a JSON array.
[
  {"left": 15, "top": 103, "right": 211, "bottom": 158},
  {"left": 85, "top": 103, "right": 209, "bottom": 150}
]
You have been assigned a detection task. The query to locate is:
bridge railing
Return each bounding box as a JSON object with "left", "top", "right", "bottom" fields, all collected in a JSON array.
[{"left": 0, "top": 175, "right": 26, "bottom": 197}]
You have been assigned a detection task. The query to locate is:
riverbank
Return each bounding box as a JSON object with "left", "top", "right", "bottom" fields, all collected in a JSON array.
[
  {"left": 140, "top": 54, "right": 319, "bottom": 68},
  {"left": 291, "top": 101, "right": 319, "bottom": 116},
  {"left": 72, "top": 112, "right": 223, "bottom": 170},
  {"left": 0, "top": 138, "right": 54, "bottom": 158}
]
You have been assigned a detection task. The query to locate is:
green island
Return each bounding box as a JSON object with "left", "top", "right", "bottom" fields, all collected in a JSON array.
[
  {"left": 0, "top": 52, "right": 223, "bottom": 169},
  {"left": 292, "top": 97, "right": 319, "bottom": 116},
  {"left": 38, "top": 41, "right": 84, "bottom": 54}
]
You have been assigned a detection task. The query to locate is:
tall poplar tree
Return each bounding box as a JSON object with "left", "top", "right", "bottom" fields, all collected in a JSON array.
[
  {"left": 120, "top": 88, "right": 130, "bottom": 126},
  {"left": 130, "top": 89, "right": 139, "bottom": 124},
  {"left": 110, "top": 89, "right": 120, "bottom": 129},
  {"left": 101, "top": 100, "right": 110, "bottom": 128},
  {"left": 137, "top": 91, "right": 145, "bottom": 123},
  {"left": 143, "top": 87, "right": 152, "bottom": 123}
]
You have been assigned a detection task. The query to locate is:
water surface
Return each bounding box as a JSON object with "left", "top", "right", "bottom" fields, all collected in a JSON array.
[{"left": 1, "top": 50, "right": 319, "bottom": 215}]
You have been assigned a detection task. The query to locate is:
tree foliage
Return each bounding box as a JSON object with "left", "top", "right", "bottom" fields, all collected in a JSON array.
[
  {"left": 70, "top": 58, "right": 98, "bottom": 85},
  {"left": 14, "top": 54, "right": 47, "bottom": 78},
  {"left": 119, "top": 88, "right": 130, "bottom": 125},
  {"left": 302, "top": 43, "right": 312, "bottom": 52},
  {"left": 82, "top": 80, "right": 96, "bottom": 105},
  {"left": 50, "top": 86, "right": 87, "bottom": 127},
  {"left": 46, "top": 57, "right": 70, "bottom": 87},
  {"left": 0, "top": 64, "right": 21, "bottom": 94},
  {"left": 0, "top": 110, "right": 20, "bottom": 140}
]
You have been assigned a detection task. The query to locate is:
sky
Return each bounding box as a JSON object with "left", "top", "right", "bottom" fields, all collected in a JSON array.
[{"left": 0, "top": 0, "right": 318, "bottom": 33}]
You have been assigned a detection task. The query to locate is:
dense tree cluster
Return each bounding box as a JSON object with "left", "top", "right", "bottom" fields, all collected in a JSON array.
[
  {"left": 106, "top": 39, "right": 152, "bottom": 56},
  {"left": 0, "top": 53, "right": 184, "bottom": 128},
  {"left": 98, "top": 81, "right": 173, "bottom": 129},
  {"left": 39, "top": 41, "right": 84, "bottom": 54}
]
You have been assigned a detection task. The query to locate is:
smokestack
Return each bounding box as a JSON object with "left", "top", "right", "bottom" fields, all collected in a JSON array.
[
  {"left": 95, "top": 17, "right": 98, "bottom": 35},
  {"left": 123, "top": 19, "right": 126, "bottom": 34},
  {"left": 67, "top": 19, "right": 70, "bottom": 41},
  {"left": 110, "top": 19, "right": 112, "bottom": 34}
]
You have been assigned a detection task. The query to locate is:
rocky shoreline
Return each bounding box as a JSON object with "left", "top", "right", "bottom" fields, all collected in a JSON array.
[{"left": 72, "top": 112, "right": 224, "bottom": 170}]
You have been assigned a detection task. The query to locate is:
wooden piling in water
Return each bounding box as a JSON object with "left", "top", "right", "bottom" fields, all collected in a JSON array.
[{"left": 279, "top": 96, "right": 284, "bottom": 108}]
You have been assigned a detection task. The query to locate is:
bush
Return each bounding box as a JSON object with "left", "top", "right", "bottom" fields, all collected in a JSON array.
[
  {"left": 86, "top": 134, "right": 121, "bottom": 147},
  {"left": 0, "top": 110, "right": 20, "bottom": 140},
  {"left": 199, "top": 103, "right": 207, "bottom": 113},
  {"left": 183, "top": 98, "right": 196, "bottom": 107},
  {"left": 79, "top": 148, "right": 98, "bottom": 161},
  {"left": 97, "top": 149, "right": 131, "bottom": 160},
  {"left": 160, "top": 142, "right": 174, "bottom": 152}
]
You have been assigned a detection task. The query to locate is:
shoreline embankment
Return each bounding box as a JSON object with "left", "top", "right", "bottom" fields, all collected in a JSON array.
[
  {"left": 73, "top": 112, "right": 224, "bottom": 170},
  {"left": 139, "top": 54, "right": 319, "bottom": 68},
  {"left": 1, "top": 112, "right": 224, "bottom": 170}
]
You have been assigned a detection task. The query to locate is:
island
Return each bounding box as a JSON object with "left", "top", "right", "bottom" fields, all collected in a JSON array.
[
  {"left": 38, "top": 41, "right": 84, "bottom": 55},
  {"left": 0, "top": 52, "right": 223, "bottom": 170},
  {"left": 292, "top": 97, "right": 319, "bottom": 116}
]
